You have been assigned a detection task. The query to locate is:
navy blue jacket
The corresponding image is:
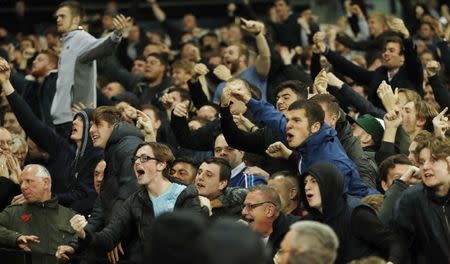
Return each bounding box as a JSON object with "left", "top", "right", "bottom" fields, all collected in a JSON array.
[{"left": 247, "top": 98, "right": 377, "bottom": 198}]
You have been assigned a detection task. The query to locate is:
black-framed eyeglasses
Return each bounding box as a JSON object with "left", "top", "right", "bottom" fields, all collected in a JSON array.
[
  {"left": 243, "top": 201, "right": 275, "bottom": 210},
  {"left": 131, "top": 154, "right": 160, "bottom": 163}
]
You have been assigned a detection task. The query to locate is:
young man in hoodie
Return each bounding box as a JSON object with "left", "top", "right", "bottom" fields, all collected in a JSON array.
[
  {"left": 53, "top": 106, "right": 144, "bottom": 262},
  {"left": 300, "top": 162, "right": 404, "bottom": 263}
]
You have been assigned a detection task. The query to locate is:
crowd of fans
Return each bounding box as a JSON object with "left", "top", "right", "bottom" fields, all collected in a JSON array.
[{"left": 0, "top": 0, "right": 449, "bottom": 263}]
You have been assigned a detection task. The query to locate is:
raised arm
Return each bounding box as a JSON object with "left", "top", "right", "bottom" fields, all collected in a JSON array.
[
  {"left": 147, "top": 0, "right": 166, "bottom": 22},
  {"left": 313, "top": 31, "right": 373, "bottom": 85},
  {"left": 425, "top": 61, "right": 450, "bottom": 109},
  {"left": 327, "top": 72, "right": 386, "bottom": 118},
  {"left": 230, "top": 86, "right": 286, "bottom": 137},
  {"left": 78, "top": 15, "right": 130, "bottom": 63},
  {"left": 241, "top": 19, "right": 271, "bottom": 77},
  {"left": 189, "top": 63, "right": 212, "bottom": 108},
  {"left": 170, "top": 103, "right": 221, "bottom": 151},
  {"left": 85, "top": 198, "right": 133, "bottom": 252},
  {"left": 0, "top": 61, "right": 69, "bottom": 157},
  {"left": 220, "top": 104, "right": 277, "bottom": 155}
]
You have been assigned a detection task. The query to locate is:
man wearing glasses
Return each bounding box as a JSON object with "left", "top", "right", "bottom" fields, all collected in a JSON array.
[
  {"left": 241, "top": 185, "right": 300, "bottom": 259},
  {"left": 57, "top": 142, "right": 206, "bottom": 263}
]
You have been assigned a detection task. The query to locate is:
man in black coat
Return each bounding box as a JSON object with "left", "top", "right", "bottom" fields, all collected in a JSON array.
[
  {"left": 392, "top": 136, "right": 450, "bottom": 263},
  {"left": 9, "top": 50, "right": 58, "bottom": 129},
  {"left": 312, "top": 18, "right": 423, "bottom": 110},
  {"left": 62, "top": 106, "right": 143, "bottom": 260}
]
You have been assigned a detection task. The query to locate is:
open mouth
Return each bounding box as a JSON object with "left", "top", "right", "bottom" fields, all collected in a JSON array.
[
  {"left": 196, "top": 183, "right": 205, "bottom": 189},
  {"left": 423, "top": 173, "right": 433, "bottom": 179},
  {"left": 306, "top": 193, "right": 314, "bottom": 200},
  {"left": 286, "top": 132, "right": 294, "bottom": 142},
  {"left": 136, "top": 168, "right": 145, "bottom": 177}
]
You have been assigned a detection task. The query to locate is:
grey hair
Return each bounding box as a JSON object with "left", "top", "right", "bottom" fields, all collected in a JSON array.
[
  {"left": 288, "top": 221, "right": 339, "bottom": 264},
  {"left": 23, "top": 164, "right": 51, "bottom": 179},
  {"left": 11, "top": 134, "right": 28, "bottom": 153},
  {"left": 248, "top": 185, "right": 282, "bottom": 215}
]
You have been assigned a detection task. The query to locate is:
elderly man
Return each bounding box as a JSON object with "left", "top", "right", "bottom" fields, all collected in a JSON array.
[
  {"left": 275, "top": 221, "right": 339, "bottom": 264},
  {"left": 0, "top": 164, "right": 75, "bottom": 264},
  {"left": 241, "top": 185, "right": 299, "bottom": 259}
]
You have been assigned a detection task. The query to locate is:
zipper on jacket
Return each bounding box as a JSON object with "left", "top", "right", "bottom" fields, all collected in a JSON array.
[{"left": 444, "top": 199, "right": 450, "bottom": 236}]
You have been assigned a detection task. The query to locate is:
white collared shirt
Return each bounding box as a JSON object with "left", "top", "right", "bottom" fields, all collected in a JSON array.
[{"left": 230, "top": 162, "right": 246, "bottom": 179}]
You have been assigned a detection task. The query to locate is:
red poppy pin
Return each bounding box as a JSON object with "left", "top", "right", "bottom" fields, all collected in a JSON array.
[{"left": 21, "top": 214, "right": 30, "bottom": 222}]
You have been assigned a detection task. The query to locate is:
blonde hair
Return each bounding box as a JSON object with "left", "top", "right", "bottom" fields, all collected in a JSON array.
[{"left": 11, "top": 134, "right": 27, "bottom": 155}]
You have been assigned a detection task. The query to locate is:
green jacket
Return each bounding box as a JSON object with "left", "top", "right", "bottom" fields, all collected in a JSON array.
[{"left": 0, "top": 197, "right": 75, "bottom": 264}]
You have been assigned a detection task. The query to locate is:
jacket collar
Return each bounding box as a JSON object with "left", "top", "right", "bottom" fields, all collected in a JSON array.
[
  {"left": 298, "top": 124, "right": 336, "bottom": 152},
  {"left": 28, "top": 195, "right": 59, "bottom": 209},
  {"left": 425, "top": 185, "right": 450, "bottom": 205},
  {"left": 61, "top": 27, "right": 83, "bottom": 42}
]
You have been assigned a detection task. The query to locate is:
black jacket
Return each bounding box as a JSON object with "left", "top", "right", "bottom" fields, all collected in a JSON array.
[
  {"left": 137, "top": 76, "right": 174, "bottom": 110},
  {"left": 10, "top": 70, "right": 57, "bottom": 127},
  {"left": 99, "top": 122, "right": 144, "bottom": 221},
  {"left": 85, "top": 184, "right": 206, "bottom": 263},
  {"left": 269, "top": 13, "right": 320, "bottom": 49},
  {"left": 379, "top": 179, "right": 409, "bottom": 224},
  {"left": 336, "top": 31, "right": 399, "bottom": 66},
  {"left": 220, "top": 106, "right": 296, "bottom": 174},
  {"left": 268, "top": 213, "right": 300, "bottom": 259},
  {"left": 7, "top": 91, "right": 103, "bottom": 215},
  {"left": 116, "top": 38, "right": 147, "bottom": 70},
  {"left": 324, "top": 37, "right": 423, "bottom": 109},
  {"left": 392, "top": 183, "right": 450, "bottom": 263},
  {"left": 300, "top": 162, "right": 404, "bottom": 264},
  {"left": 335, "top": 112, "right": 378, "bottom": 188},
  {"left": 171, "top": 114, "right": 221, "bottom": 151},
  {"left": 72, "top": 123, "right": 143, "bottom": 255},
  {"left": 0, "top": 177, "right": 20, "bottom": 211}
]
